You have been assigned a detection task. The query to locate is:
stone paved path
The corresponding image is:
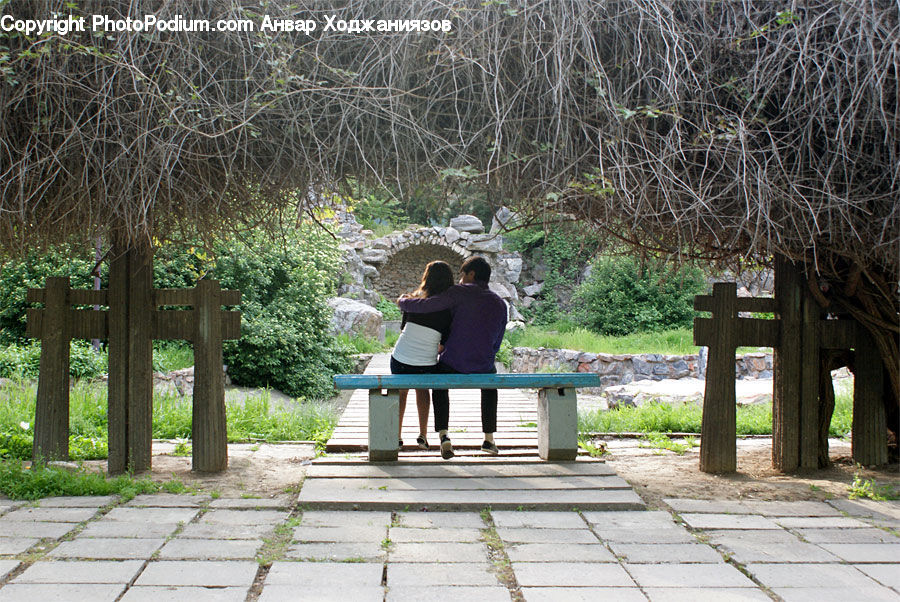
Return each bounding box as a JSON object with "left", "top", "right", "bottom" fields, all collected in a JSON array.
[{"left": 1, "top": 491, "right": 898, "bottom": 600}]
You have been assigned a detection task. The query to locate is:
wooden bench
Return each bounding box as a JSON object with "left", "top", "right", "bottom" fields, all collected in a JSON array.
[{"left": 333, "top": 373, "right": 601, "bottom": 461}]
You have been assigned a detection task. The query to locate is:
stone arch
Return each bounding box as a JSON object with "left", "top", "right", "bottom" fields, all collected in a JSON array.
[{"left": 374, "top": 243, "right": 469, "bottom": 300}]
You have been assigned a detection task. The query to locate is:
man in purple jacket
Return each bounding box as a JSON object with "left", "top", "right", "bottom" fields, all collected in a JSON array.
[{"left": 398, "top": 256, "right": 508, "bottom": 459}]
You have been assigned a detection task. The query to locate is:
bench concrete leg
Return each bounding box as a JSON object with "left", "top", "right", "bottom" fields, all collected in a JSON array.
[
  {"left": 538, "top": 387, "right": 578, "bottom": 461},
  {"left": 368, "top": 389, "right": 400, "bottom": 461}
]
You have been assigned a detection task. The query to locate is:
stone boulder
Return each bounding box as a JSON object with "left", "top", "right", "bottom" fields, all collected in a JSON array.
[
  {"left": 449, "top": 214, "right": 485, "bottom": 233},
  {"left": 467, "top": 233, "right": 503, "bottom": 253},
  {"left": 327, "top": 297, "right": 385, "bottom": 341}
]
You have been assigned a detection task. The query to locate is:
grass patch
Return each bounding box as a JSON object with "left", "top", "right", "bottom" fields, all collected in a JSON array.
[
  {"left": 335, "top": 332, "right": 399, "bottom": 354},
  {"left": 0, "top": 460, "right": 170, "bottom": 501},
  {"left": 506, "top": 326, "right": 698, "bottom": 355},
  {"left": 849, "top": 470, "right": 900, "bottom": 501},
  {"left": 1, "top": 381, "right": 341, "bottom": 461},
  {"left": 639, "top": 432, "right": 700, "bottom": 455},
  {"left": 579, "top": 392, "right": 853, "bottom": 437}
]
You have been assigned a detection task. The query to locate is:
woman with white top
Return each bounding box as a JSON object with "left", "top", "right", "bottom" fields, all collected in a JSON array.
[{"left": 391, "top": 260, "right": 453, "bottom": 450}]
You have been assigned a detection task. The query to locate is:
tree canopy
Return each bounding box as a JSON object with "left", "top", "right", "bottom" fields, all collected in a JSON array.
[{"left": 1, "top": 1, "right": 897, "bottom": 389}]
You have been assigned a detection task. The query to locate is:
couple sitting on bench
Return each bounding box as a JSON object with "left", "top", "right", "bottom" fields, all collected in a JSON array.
[{"left": 391, "top": 255, "right": 508, "bottom": 460}]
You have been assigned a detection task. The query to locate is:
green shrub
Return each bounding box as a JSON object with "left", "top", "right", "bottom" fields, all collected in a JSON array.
[
  {"left": 376, "top": 296, "right": 402, "bottom": 321},
  {"left": 0, "top": 341, "right": 106, "bottom": 379},
  {"left": 573, "top": 256, "right": 706, "bottom": 336},
  {"left": 214, "top": 226, "right": 353, "bottom": 399}
]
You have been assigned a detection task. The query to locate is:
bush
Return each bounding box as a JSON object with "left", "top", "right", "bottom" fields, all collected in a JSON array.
[
  {"left": 0, "top": 341, "right": 106, "bottom": 379},
  {"left": 573, "top": 256, "right": 706, "bottom": 336},
  {"left": 213, "top": 226, "right": 353, "bottom": 399}
]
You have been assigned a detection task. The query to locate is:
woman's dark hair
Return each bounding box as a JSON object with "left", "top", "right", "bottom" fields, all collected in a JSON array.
[{"left": 412, "top": 261, "right": 454, "bottom": 297}]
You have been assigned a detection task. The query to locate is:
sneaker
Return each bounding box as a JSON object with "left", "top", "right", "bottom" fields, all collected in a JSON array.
[
  {"left": 416, "top": 436, "right": 430, "bottom": 450},
  {"left": 440, "top": 435, "right": 454, "bottom": 460},
  {"left": 481, "top": 440, "right": 499, "bottom": 455},
  {"left": 398, "top": 439, "right": 403, "bottom": 448}
]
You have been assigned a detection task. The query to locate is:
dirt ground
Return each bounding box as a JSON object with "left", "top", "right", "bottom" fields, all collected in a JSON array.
[{"left": 102, "top": 435, "right": 899, "bottom": 508}]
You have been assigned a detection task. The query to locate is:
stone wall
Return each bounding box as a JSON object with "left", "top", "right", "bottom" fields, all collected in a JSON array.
[{"left": 510, "top": 347, "right": 774, "bottom": 389}]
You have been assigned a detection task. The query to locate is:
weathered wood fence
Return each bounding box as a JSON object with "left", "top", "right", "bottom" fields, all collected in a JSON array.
[
  {"left": 694, "top": 256, "right": 887, "bottom": 473},
  {"left": 27, "top": 276, "right": 240, "bottom": 473}
]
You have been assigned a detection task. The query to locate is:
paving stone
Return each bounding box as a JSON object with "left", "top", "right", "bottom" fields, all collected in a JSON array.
[
  {"left": 712, "top": 540, "right": 840, "bottom": 564},
  {"left": 679, "top": 513, "right": 780, "bottom": 530},
  {"left": 593, "top": 528, "right": 697, "bottom": 544},
  {"left": 0, "top": 559, "right": 20, "bottom": 580},
  {"left": 386, "top": 585, "right": 511, "bottom": 602},
  {"left": 744, "top": 563, "right": 882, "bottom": 588},
  {"left": 0, "top": 501, "right": 23, "bottom": 513},
  {"left": 704, "top": 529, "right": 800, "bottom": 545},
  {"left": 818, "top": 543, "right": 900, "bottom": 562},
  {"left": 663, "top": 499, "right": 754, "bottom": 514},
  {"left": 387, "top": 562, "right": 498, "bottom": 586},
  {"left": 582, "top": 510, "right": 676, "bottom": 528},
  {"left": 158, "top": 538, "right": 261, "bottom": 559},
  {"left": 12, "top": 560, "right": 143, "bottom": 583},
  {"left": 490, "top": 510, "right": 585, "bottom": 529},
  {"left": 120, "top": 586, "right": 250, "bottom": 602},
  {"left": 796, "top": 528, "right": 899, "bottom": 544},
  {"left": 258, "top": 584, "right": 384, "bottom": 602},
  {"left": 38, "top": 496, "right": 117, "bottom": 508},
  {"left": 520, "top": 587, "right": 648, "bottom": 602},
  {"left": 126, "top": 494, "right": 209, "bottom": 507},
  {"left": 179, "top": 522, "right": 274, "bottom": 540},
  {"left": 103, "top": 507, "right": 199, "bottom": 524},
  {"left": 79, "top": 521, "right": 181, "bottom": 539},
  {"left": 209, "top": 497, "right": 292, "bottom": 509},
  {"left": 0, "top": 583, "right": 125, "bottom": 601},
  {"left": 48, "top": 537, "right": 165, "bottom": 559},
  {"left": 0, "top": 538, "right": 38, "bottom": 555},
  {"left": 134, "top": 560, "right": 259, "bottom": 586},
  {"left": 644, "top": 587, "right": 772, "bottom": 601},
  {"left": 286, "top": 541, "right": 385, "bottom": 561},
  {"left": 389, "top": 541, "right": 489, "bottom": 563},
  {"left": 1, "top": 507, "right": 98, "bottom": 523},
  {"left": 0, "top": 521, "right": 76, "bottom": 539},
  {"left": 395, "top": 511, "right": 484, "bottom": 529},
  {"left": 193, "top": 509, "right": 287, "bottom": 526},
  {"left": 496, "top": 527, "right": 598, "bottom": 544},
  {"left": 609, "top": 543, "right": 724, "bottom": 563},
  {"left": 389, "top": 527, "right": 482, "bottom": 542},
  {"left": 505, "top": 542, "right": 615, "bottom": 562},
  {"left": 298, "top": 510, "right": 392, "bottom": 528},
  {"left": 774, "top": 516, "right": 871, "bottom": 529},
  {"left": 266, "top": 561, "right": 384, "bottom": 585},
  {"left": 625, "top": 563, "right": 757, "bottom": 588},
  {"left": 292, "top": 525, "right": 385, "bottom": 542},
  {"left": 512, "top": 562, "right": 635, "bottom": 587},
  {"left": 771, "top": 586, "right": 900, "bottom": 602},
  {"left": 855, "top": 564, "right": 900, "bottom": 591},
  {"left": 741, "top": 501, "right": 841, "bottom": 517},
  {"left": 829, "top": 499, "right": 900, "bottom": 521}
]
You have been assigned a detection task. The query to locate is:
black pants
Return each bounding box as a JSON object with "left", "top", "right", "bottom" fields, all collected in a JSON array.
[{"left": 431, "top": 362, "right": 497, "bottom": 434}]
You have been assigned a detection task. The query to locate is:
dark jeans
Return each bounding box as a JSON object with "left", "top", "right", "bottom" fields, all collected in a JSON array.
[{"left": 431, "top": 362, "right": 497, "bottom": 434}]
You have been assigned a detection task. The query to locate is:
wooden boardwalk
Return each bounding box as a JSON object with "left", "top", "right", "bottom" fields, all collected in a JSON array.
[
  {"left": 327, "top": 353, "right": 539, "bottom": 453},
  {"left": 312, "top": 354, "right": 645, "bottom": 511}
]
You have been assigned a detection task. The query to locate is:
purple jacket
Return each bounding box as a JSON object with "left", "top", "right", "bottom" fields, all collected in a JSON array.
[{"left": 397, "top": 282, "right": 507, "bottom": 373}]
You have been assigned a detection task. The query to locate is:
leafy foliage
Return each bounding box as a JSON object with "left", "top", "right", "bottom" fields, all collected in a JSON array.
[
  {"left": 573, "top": 256, "right": 707, "bottom": 336},
  {"left": 213, "top": 225, "right": 353, "bottom": 399}
]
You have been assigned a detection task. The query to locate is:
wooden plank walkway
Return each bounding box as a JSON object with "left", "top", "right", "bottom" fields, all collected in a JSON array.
[
  {"left": 327, "top": 353, "right": 539, "bottom": 453},
  {"left": 309, "top": 354, "right": 646, "bottom": 510}
]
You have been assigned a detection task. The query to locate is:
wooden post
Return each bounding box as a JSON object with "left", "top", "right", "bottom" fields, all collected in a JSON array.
[
  {"left": 853, "top": 331, "right": 888, "bottom": 466},
  {"left": 32, "top": 277, "right": 71, "bottom": 462},
  {"left": 773, "top": 255, "right": 802, "bottom": 471},
  {"left": 799, "top": 287, "right": 821, "bottom": 469},
  {"left": 193, "top": 280, "right": 228, "bottom": 472},
  {"left": 699, "top": 282, "right": 737, "bottom": 473},
  {"left": 107, "top": 239, "right": 154, "bottom": 473}
]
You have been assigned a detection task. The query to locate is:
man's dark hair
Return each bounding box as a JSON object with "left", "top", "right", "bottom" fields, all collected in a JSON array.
[{"left": 460, "top": 255, "right": 491, "bottom": 282}]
